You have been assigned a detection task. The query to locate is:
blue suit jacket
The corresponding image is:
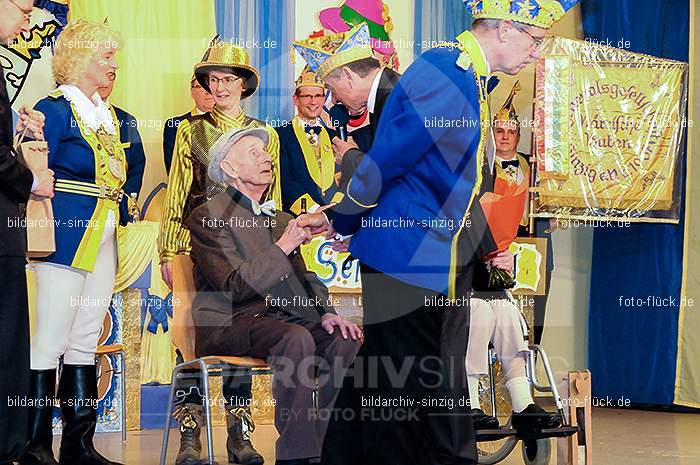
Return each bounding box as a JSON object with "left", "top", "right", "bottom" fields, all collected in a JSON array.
[
  {"left": 332, "top": 46, "right": 488, "bottom": 295},
  {"left": 113, "top": 106, "right": 146, "bottom": 224},
  {"left": 277, "top": 122, "right": 338, "bottom": 213}
]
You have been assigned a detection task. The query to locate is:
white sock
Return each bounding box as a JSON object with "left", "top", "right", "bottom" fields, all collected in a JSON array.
[
  {"left": 506, "top": 376, "right": 533, "bottom": 413},
  {"left": 467, "top": 374, "right": 482, "bottom": 410}
]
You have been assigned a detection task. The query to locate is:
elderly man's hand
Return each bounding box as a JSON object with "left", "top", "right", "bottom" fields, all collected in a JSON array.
[
  {"left": 16, "top": 106, "right": 45, "bottom": 141},
  {"left": 488, "top": 249, "right": 514, "bottom": 274},
  {"left": 332, "top": 136, "right": 358, "bottom": 164},
  {"left": 321, "top": 313, "right": 363, "bottom": 341},
  {"left": 276, "top": 219, "right": 312, "bottom": 255}
]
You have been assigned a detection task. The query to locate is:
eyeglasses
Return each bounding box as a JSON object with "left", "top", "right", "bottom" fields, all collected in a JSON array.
[
  {"left": 8, "top": 0, "right": 32, "bottom": 23},
  {"left": 519, "top": 28, "right": 545, "bottom": 50},
  {"left": 208, "top": 75, "right": 242, "bottom": 87}
]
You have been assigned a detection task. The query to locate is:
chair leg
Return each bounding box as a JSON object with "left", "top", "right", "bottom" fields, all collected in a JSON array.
[
  {"left": 119, "top": 351, "right": 127, "bottom": 443},
  {"left": 160, "top": 365, "right": 181, "bottom": 465},
  {"left": 198, "top": 360, "right": 215, "bottom": 465}
]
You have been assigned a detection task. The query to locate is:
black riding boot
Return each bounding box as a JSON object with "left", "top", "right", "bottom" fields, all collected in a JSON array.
[
  {"left": 19, "top": 370, "right": 59, "bottom": 465},
  {"left": 57, "top": 364, "right": 122, "bottom": 465}
]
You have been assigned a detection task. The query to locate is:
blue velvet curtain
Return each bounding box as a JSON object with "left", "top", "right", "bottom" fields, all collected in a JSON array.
[
  {"left": 582, "top": 0, "right": 689, "bottom": 405},
  {"left": 214, "top": 0, "right": 295, "bottom": 123},
  {"left": 413, "top": 0, "right": 472, "bottom": 59}
]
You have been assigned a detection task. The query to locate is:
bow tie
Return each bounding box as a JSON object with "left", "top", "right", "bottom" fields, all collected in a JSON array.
[
  {"left": 304, "top": 125, "right": 322, "bottom": 135},
  {"left": 251, "top": 199, "right": 277, "bottom": 217},
  {"left": 501, "top": 159, "right": 520, "bottom": 170}
]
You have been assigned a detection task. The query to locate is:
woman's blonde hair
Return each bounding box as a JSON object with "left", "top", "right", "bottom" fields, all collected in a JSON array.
[{"left": 52, "top": 19, "right": 122, "bottom": 85}]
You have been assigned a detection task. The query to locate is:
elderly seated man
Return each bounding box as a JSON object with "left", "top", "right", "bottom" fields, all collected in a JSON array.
[{"left": 187, "top": 127, "right": 362, "bottom": 465}]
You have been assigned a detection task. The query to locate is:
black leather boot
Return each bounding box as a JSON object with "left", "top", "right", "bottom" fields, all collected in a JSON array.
[
  {"left": 57, "top": 364, "right": 122, "bottom": 465},
  {"left": 226, "top": 407, "right": 263, "bottom": 465},
  {"left": 20, "top": 370, "right": 59, "bottom": 465},
  {"left": 174, "top": 404, "right": 203, "bottom": 465}
]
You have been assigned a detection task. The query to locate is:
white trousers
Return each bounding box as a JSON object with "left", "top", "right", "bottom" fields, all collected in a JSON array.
[
  {"left": 30, "top": 210, "right": 117, "bottom": 370},
  {"left": 466, "top": 295, "right": 529, "bottom": 376}
]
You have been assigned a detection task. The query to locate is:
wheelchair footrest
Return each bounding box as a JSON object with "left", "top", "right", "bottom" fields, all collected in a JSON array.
[
  {"left": 476, "top": 428, "right": 518, "bottom": 442},
  {"left": 517, "top": 425, "right": 578, "bottom": 440}
]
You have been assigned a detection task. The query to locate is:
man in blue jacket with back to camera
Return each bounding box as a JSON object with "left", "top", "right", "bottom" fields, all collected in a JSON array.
[{"left": 297, "top": 1, "right": 580, "bottom": 464}]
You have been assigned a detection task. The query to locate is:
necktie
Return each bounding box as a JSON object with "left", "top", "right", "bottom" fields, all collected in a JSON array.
[{"left": 252, "top": 199, "right": 277, "bottom": 217}]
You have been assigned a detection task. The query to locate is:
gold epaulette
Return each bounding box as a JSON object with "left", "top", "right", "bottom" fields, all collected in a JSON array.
[{"left": 456, "top": 50, "right": 473, "bottom": 72}]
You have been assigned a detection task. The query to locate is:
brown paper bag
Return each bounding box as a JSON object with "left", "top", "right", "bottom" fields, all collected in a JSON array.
[{"left": 17, "top": 141, "right": 55, "bottom": 257}]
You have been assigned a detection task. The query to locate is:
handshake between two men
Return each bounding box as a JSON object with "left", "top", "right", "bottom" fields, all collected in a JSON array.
[{"left": 293, "top": 207, "right": 350, "bottom": 253}]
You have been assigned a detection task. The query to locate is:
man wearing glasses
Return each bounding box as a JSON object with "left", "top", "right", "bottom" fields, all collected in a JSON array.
[
  {"left": 295, "top": 1, "right": 577, "bottom": 463},
  {"left": 277, "top": 70, "right": 342, "bottom": 215},
  {"left": 159, "top": 40, "right": 280, "bottom": 465}
]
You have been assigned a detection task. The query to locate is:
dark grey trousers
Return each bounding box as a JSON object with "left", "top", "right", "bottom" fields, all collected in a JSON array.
[{"left": 245, "top": 310, "right": 360, "bottom": 461}]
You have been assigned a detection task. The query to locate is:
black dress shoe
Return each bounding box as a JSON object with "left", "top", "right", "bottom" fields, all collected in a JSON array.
[
  {"left": 511, "top": 404, "right": 561, "bottom": 432},
  {"left": 470, "top": 408, "right": 500, "bottom": 430}
]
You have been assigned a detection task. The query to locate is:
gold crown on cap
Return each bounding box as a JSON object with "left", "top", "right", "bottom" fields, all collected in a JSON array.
[
  {"left": 466, "top": 0, "right": 580, "bottom": 30},
  {"left": 292, "top": 23, "right": 373, "bottom": 81},
  {"left": 494, "top": 80, "right": 521, "bottom": 125},
  {"left": 194, "top": 36, "right": 260, "bottom": 98},
  {"left": 295, "top": 68, "right": 325, "bottom": 90}
]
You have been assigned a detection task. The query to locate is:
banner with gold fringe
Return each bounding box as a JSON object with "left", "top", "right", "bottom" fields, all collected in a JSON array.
[{"left": 533, "top": 36, "right": 688, "bottom": 223}]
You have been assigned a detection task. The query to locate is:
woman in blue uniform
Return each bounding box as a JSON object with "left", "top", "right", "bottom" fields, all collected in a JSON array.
[{"left": 21, "top": 19, "right": 128, "bottom": 465}]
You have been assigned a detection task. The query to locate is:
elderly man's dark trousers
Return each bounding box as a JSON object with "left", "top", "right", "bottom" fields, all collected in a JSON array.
[{"left": 245, "top": 310, "right": 360, "bottom": 461}]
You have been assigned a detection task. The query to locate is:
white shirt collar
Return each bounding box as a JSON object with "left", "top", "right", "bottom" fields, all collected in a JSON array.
[
  {"left": 59, "top": 84, "right": 116, "bottom": 134},
  {"left": 367, "top": 69, "right": 384, "bottom": 114}
]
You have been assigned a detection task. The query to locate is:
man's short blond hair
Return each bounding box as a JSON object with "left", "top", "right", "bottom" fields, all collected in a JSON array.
[{"left": 52, "top": 19, "right": 122, "bottom": 85}]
